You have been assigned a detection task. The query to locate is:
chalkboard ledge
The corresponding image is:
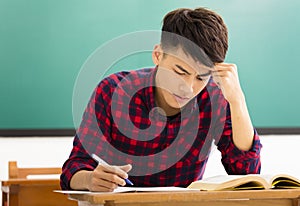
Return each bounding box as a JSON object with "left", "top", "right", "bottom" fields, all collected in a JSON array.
[
  {"left": 0, "top": 129, "right": 75, "bottom": 137},
  {"left": 0, "top": 128, "right": 300, "bottom": 137}
]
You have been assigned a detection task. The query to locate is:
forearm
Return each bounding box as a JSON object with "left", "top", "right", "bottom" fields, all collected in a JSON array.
[
  {"left": 213, "top": 63, "right": 255, "bottom": 151},
  {"left": 229, "top": 94, "right": 254, "bottom": 151},
  {"left": 70, "top": 170, "right": 92, "bottom": 190}
]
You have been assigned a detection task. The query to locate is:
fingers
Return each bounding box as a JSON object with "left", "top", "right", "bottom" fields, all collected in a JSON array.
[
  {"left": 101, "top": 164, "right": 131, "bottom": 180},
  {"left": 214, "top": 62, "right": 237, "bottom": 68},
  {"left": 212, "top": 63, "right": 237, "bottom": 85},
  {"left": 88, "top": 164, "right": 132, "bottom": 192},
  {"left": 213, "top": 63, "right": 237, "bottom": 74},
  {"left": 98, "top": 164, "right": 129, "bottom": 185},
  {"left": 119, "top": 164, "right": 132, "bottom": 173},
  {"left": 99, "top": 168, "right": 126, "bottom": 185},
  {"left": 89, "top": 176, "right": 118, "bottom": 192},
  {"left": 211, "top": 63, "right": 244, "bottom": 103}
]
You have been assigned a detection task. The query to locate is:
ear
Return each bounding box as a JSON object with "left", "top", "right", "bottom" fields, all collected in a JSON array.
[{"left": 152, "top": 44, "right": 163, "bottom": 65}]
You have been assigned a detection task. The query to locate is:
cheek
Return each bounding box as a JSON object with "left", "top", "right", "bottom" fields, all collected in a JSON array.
[
  {"left": 193, "top": 82, "right": 207, "bottom": 95},
  {"left": 157, "top": 71, "right": 180, "bottom": 91}
]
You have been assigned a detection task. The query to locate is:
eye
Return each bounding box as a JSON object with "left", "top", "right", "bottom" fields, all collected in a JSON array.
[
  {"left": 173, "top": 69, "right": 185, "bottom": 75},
  {"left": 196, "top": 72, "right": 211, "bottom": 81},
  {"left": 196, "top": 76, "right": 203, "bottom": 81}
]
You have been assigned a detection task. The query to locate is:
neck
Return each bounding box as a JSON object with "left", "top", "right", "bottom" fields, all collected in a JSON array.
[{"left": 154, "top": 87, "right": 181, "bottom": 116}]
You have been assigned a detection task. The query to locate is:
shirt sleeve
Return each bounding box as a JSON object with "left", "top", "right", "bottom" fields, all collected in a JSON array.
[
  {"left": 216, "top": 104, "right": 262, "bottom": 175},
  {"left": 60, "top": 78, "right": 113, "bottom": 190},
  {"left": 60, "top": 135, "right": 98, "bottom": 190}
]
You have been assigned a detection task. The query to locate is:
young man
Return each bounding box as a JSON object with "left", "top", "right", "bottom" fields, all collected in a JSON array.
[{"left": 60, "top": 7, "right": 262, "bottom": 192}]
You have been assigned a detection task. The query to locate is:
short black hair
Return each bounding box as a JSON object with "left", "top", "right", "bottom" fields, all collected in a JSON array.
[{"left": 161, "top": 7, "right": 228, "bottom": 67}]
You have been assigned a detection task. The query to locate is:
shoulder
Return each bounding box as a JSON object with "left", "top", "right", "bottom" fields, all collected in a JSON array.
[
  {"left": 94, "top": 68, "right": 155, "bottom": 97},
  {"left": 99, "top": 68, "right": 154, "bottom": 87}
]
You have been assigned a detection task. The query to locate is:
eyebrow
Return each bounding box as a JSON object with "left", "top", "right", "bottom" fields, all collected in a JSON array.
[
  {"left": 175, "top": 64, "right": 191, "bottom": 75},
  {"left": 198, "top": 71, "right": 212, "bottom": 77},
  {"left": 175, "top": 64, "right": 211, "bottom": 77}
]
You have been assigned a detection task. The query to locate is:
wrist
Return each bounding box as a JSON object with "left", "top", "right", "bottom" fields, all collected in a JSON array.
[
  {"left": 70, "top": 170, "right": 92, "bottom": 190},
  {"left": 228, "top": 91, "right": 246, "bottom": 107}
]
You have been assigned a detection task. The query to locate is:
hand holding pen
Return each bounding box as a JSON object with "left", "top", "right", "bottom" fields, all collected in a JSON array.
[{"left": 90, "top": 154, "right": 133, "bottom": 191}]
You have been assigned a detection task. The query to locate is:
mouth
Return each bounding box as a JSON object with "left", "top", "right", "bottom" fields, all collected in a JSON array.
[{"left": 173, "top": 93, "right": 190, "bottom": 103}]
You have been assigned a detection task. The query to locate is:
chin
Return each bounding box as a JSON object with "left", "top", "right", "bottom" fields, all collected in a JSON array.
[{"left": 169, "top": 101, "right": 187, "bottom": 109}]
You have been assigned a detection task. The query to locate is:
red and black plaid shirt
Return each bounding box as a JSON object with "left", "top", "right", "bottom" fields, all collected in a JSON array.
[{"left": 60, "top": 68, "right": 262, "bottom": 190}]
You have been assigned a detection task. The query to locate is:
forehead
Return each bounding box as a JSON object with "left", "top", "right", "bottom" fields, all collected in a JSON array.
[{"left": 163, "top": 47, "right": 213, "bottom": 74}]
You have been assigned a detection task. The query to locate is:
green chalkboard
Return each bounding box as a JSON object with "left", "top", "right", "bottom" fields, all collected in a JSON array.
[{"left": 1, "top": 0, "right": 300, "bottom": 129}]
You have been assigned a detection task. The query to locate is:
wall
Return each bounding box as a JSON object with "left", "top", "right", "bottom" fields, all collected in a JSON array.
[
  {"left": 1, "top": 0, "right": 300, "bottom": 129},
  {"left": 1, "top": 135, "right": 300, "bottom": 202}
]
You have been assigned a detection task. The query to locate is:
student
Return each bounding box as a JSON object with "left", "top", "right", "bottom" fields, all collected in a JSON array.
[{"left": 60, "top": 7, "right": 262, "bottom": 192}]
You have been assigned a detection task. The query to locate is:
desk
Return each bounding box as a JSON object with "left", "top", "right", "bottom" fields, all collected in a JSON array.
[
  {"left": 1, "top": 179, "right": 77, "bottom": 206},
  {"left": 69, "top": 189, "right": 300, "bottom": 206}
]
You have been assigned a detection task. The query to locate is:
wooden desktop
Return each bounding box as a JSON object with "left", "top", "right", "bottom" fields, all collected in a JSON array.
[{"left": 69, "top": 189, "right": 300, "bottom": 206}]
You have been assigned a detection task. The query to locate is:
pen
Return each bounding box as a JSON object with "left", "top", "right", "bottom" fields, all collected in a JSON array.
[{"left": 91, "top": 153, "right": 134, "bottom": 186}]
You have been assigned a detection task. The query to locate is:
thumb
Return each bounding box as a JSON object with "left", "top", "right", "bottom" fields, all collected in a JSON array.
[{"left": 119, "top": 164, "right": 132, "bottom": 173}]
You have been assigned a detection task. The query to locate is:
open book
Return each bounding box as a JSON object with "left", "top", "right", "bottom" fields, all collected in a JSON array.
[{"left": 187, "top": 174, "right": 300, "bottom": 191}]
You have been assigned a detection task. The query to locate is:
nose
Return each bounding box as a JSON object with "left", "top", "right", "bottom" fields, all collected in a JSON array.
[{"left": 179, "top": 78, "right": 194, "bottom": 97}]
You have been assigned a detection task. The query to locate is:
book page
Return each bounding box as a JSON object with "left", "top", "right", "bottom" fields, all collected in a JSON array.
[
  {"left": 195, "top": 175, "right": 245, "bottom": 184},
  {"left": 269, "top": 174, "right": 300, "bottom": 188},
  {"left": 188, "top": 175, "right": 269, "bottom": 190},
  {"left": 257, "top": 174, "right": 300, "bottom": 188}
]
